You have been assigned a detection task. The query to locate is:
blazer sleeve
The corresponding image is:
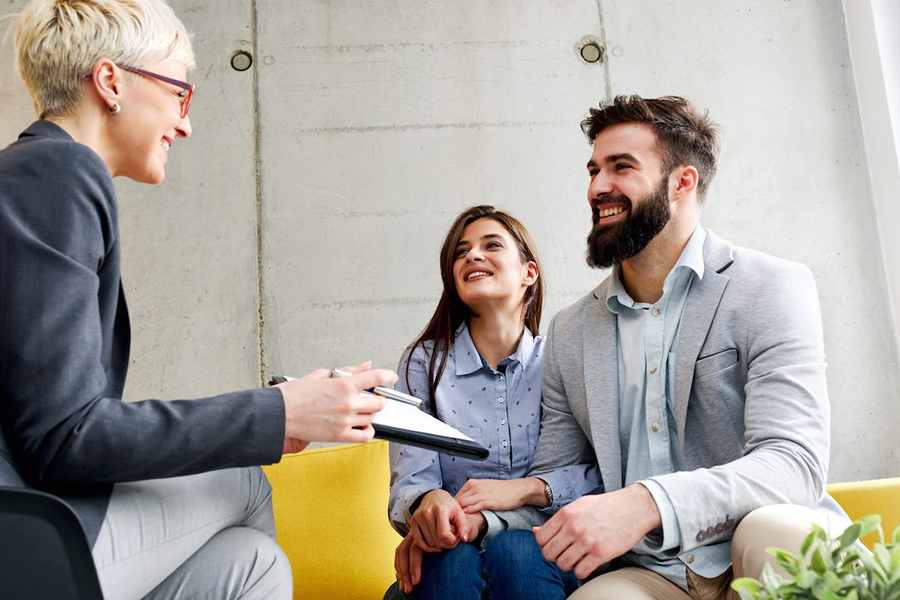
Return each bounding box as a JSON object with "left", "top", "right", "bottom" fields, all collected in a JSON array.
[
  {"left": 387, "top": 346, "right": 443, "bottom": 536},
  {"left": 0, "top": 141, "right": 285, "bottom": 486},
  {"left": 648, "top": 263, "right": 831, "bottom": 553}
]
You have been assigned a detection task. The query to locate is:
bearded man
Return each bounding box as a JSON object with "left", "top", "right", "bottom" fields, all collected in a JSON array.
[{"left": 431, "top": 96, "right": 850, "bottom": 600}]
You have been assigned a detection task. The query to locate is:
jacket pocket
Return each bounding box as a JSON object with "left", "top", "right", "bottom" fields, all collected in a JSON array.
[{"left": 694, "top": 348, "right": 739, "bottom": 380}]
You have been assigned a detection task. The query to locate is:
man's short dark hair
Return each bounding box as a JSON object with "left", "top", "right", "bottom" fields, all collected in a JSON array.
[{"left": 581, "top": 95, "right": 721, "bottom": 199}]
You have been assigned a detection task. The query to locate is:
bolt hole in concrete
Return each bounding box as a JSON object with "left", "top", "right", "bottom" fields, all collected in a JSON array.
[
  {"left": 575, "top": 35, "right": 604, "bottom": 64},
  {"left": 230, "top": 50, "right": 253, "bottom": 72}
]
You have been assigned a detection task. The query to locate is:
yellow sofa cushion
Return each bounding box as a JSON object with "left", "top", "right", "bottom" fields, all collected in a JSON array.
[
  {"left": 827, "top": 477, "right": 900, "bottom": 548},
  {"left": 263, "top": 442, "right": 401, "bottom": 600}
]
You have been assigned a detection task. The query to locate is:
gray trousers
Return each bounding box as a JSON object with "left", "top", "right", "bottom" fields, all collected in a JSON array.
[{"left": 91, "top": 467, "right": 292, "bottom": 600}]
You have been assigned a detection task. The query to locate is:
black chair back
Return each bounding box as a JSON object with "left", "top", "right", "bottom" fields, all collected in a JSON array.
[{"left": 0, "top": 486, "right": 103, "bottom": 599}]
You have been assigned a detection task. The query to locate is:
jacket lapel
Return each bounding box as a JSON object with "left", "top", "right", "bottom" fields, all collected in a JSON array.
[
  {"left": 673, "top": 231, "right": 734, "bottom": 449},
  {"left": 583, "top": 279, "right": 623, "bottom": 491}
]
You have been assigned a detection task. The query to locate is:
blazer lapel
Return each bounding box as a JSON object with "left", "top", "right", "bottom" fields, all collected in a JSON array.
[
  {"left": 673, "top": 231, "right": 734, "bottom": 449},
  {"left": 583, "top": 279, "right": 623, "bottom": 491}
]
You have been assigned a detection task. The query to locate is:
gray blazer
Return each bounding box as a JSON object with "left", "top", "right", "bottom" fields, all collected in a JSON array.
[
  {"left": 0, "top": 121, "right": 285, "bottom": 547},
  {"left": 497, "top": 229, "right": 844, "bottom": 551}
]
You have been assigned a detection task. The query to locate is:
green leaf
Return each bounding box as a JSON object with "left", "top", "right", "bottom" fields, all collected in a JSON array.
[
  {"left": 840, "top": 524, "right": 862, "bottom": 550},
  {"left": 796, "top": 569, "right": 817, "bottom": 589},
  {"left": 810, "top": 523, "right": 829, "bottom": 542},
  {"left": 731, "top": 577, "right": 763, "bottom": 600},
  {"left": 761, "top": 563, "right": 783, "bottom": 590},
  {"left": 812, "top": 548, "right": 829, "bottom": 575},
  {"left": 801, "top": 531, "right": 818, "bottom": 557},
  {"left": 858, "top": 515, "right": 881, "bottom": 539},
  {"left": 770, "top": 548, "right": 801, "bottom": 576}
]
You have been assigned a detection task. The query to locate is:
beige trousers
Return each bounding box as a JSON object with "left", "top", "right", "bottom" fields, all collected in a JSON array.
[{"left": 569, "top": 504, "right": 850, "bottom": 600}]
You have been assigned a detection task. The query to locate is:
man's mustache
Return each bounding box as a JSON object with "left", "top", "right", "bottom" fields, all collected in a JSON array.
[{"left": 591, "top": 194, "right": 633, "bottom": 225}]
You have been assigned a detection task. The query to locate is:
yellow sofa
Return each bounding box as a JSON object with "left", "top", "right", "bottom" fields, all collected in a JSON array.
[{"left": 263, "top": 442, "right": 900, "bottom": 600}]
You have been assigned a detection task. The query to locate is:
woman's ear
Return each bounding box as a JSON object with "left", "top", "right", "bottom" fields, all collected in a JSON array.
[
  {"left": 522, "top": 260, "right": 539, "bottom": 287},
  {"left": 89, "top": 58, "right": 124, "bottom": 112}
]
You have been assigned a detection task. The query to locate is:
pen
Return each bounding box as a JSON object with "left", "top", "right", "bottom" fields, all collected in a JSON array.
[
  {"left": 267, "top": 372, "right": 423, "bottom": 409},
  {"left": 330, "top": 368, "right": 423, "bottom": 408}
]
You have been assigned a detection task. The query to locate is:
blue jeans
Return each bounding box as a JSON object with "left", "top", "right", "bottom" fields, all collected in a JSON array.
[{"left": 384, "top": 530, "right": 579, "bottom": 600}]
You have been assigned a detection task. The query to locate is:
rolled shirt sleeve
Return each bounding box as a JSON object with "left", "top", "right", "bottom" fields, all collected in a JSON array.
[{"left": 535, "top": 464, "right": 603, "bottom": 514}]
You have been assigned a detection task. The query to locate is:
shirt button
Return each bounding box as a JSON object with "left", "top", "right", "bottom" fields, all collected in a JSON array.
[
  {"left": 649, "top": 366, "right": 658, "bottom": 374},
  {"left": 650, "top": 422, "right": 660, "bottom": 433},
  {"left": 498, "top": 397, "right": 504, "bottom": 403},
  {"left": 500, "top": 418, "right": 506, "bottom": 425},
  {"left": 685, "top": 553, "right": 695, "bottom": 564},
  {"left": 651, "top": 307, "right": 661, "bottom": 317},
  {"left": 502, "top": 441, "right": 508, "bottom": 448}
]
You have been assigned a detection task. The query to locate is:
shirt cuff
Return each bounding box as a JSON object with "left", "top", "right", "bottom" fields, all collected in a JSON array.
[
  {"left": 532, "top": 470, "right": 572, "bottom": 513},
  {"left": 639, "top": 480, "right": 682, "bottom": 552},
  {"left": 481, "top": 510, "right": 506, "bottom": 545}
]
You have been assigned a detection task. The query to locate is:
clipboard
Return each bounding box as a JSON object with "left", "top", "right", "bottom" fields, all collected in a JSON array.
[
  {"left": 370, "top": 393, "right": 489, "bottom": 460},
  {"left": 269, "top": 376, "right": 489, "bottom": 460}
]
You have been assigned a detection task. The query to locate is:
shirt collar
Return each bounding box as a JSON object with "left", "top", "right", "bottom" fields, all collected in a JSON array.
[
  {"left": 606, "top": 225, "right": 706, "bottom": 314},
  {"left": 453, "top": 322, "right": 537, "bottom": 376}
]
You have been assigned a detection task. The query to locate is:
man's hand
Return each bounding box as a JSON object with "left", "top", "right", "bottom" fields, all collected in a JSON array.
[
  {"left": 456, "top": 477, "right": 548, "bottom": 513},
  {"left": 409, "top": 489, "right": 469, "bottom": 549},
  {"left": 276, "top": 362, "right": 396, "bottom": 446},
  {"left": 533, "top": 484, "right": 662, "bottom": 579}
]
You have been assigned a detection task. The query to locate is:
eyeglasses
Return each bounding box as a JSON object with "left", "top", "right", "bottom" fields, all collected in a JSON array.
[
  {"left": 84, "top": 64, "right": 195, "bottom": 118},
  {"left": 118, "top": 65, "right": 194, "bottom": 119}
]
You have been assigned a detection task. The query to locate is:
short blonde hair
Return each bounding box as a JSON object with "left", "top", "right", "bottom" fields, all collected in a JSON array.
[{"left": 14, "top": 0, "right": 195, "bottom": 118}]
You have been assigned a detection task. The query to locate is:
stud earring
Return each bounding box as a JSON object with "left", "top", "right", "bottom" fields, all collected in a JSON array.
[{"left": 108, "top": 103, "right": 121, "bottom": 114}]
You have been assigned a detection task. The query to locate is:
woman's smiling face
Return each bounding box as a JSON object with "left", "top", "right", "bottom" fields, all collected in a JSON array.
[{"left": 452, "top": 217, "right": 536, "bottom": 312}]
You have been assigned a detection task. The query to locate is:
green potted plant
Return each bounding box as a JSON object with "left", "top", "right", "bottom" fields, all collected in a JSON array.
[{"left": 731, "top": 515, "right": 900, "bottom": 599}]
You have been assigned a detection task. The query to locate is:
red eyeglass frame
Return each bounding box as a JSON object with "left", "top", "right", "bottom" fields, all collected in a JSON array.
[{"left": 118, "top": 64, "right": 194, "bottom": 118}]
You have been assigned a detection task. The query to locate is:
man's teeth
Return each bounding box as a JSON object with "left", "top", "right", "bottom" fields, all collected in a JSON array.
[
  {"left": 161, "top": 140, "right": 170, "bottom": 150},
  {"left": 467, "top": 271, "right": 491, "bottom": 281},
  {"left": 599, "top": 206, "right": 625, "bottom": 217}
]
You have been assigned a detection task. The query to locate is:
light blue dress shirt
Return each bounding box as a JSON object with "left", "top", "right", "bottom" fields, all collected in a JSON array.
[
  {"left": 606, "top": 227, "right": 730, "bottom": 589},
  {"left": 388, "top": 323, "right": 599, "bottom": 538}
]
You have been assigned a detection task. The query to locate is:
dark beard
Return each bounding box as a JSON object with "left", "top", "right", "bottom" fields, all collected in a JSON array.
[{"left": 586, "top": 179, "right": 671, "bottom": 269}]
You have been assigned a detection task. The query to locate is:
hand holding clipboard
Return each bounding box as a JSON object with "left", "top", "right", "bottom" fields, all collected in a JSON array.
[{"left": 270, "top": 371, "right": 488, "bottom": 460}]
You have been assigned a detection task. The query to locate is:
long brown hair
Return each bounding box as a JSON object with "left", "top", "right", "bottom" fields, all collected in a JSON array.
[{"left": 405, "top": 205, "right": 544, "bottom": 404}]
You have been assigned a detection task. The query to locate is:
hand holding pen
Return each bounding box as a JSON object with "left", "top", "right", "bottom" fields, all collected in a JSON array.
[{"left": 273, "top": 361, "right": 398, "bottom": 453}]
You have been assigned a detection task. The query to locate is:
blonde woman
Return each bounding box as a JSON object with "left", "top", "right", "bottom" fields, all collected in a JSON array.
[{"left": 0, "top": 1, "right": 396, "bottom": 598}]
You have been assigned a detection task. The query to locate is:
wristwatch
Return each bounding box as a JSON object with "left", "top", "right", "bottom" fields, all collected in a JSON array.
[{"left": 542, "top": 479, "right": 554, "bottom": 507}]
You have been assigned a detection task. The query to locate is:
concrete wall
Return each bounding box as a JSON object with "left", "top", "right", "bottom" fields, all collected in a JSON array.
[
  {"left": 1, "top": 0, "right": 896, "bottom": 480},
  {"left": 843, "top": 0, "right": 900, "bottom": 382}
]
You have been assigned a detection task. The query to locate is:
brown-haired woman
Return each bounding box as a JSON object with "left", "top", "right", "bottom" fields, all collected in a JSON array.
[{"left": 385, "top": 206, "right": 599, "bottom": 600}]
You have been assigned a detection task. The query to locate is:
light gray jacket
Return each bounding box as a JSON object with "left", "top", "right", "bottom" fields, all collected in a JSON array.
[{"left": 495, "top": 230, "right": 844, "bottom": 553}]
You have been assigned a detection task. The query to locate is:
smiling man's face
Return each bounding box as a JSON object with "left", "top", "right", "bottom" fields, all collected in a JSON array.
[{"left": 585, "top": 122, "right": 672, "bottom": 269}]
